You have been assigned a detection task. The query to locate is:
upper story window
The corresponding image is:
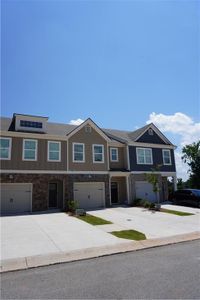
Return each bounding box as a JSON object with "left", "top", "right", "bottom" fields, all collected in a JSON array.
[
  {"left": 110, "top": 148, "right": 118, "bottom": 162},
  {"left": 23, "top": 139, "right": 38, "bottom": 161},
  {"left": 0, "top": 137, "right": 12, "bottom": 160},
  {"left": 93, "top": 144, "right": 104, "bottom": 163},
  {"left": 73, "top": 143, "right": 85, "bottom": 162},
  {"left": 136, "top": 148, "right": 153, "bottom": 165},
  {"left": 48, "top": 141, "right": 61, "bottom": 162},
  {"left": 162, "top": 149, "right": 171, "bottom": 165},
  {"left": 20, "top": 120, "right": 43, "bottom": 129}
]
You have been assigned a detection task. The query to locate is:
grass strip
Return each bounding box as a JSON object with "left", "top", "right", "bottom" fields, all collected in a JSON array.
[
  {"left": 77, "top": 214, "right": 112, "bottom": 225},
  {"left": 161, "top": 208, "right": 194, "bottom": 216},
  {"left": 111, "top": 229, "right": 146, "bottom": 240}
]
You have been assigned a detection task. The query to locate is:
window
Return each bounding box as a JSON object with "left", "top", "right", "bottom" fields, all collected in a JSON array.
[
  {"left": 20, "top": 120, "right": 43, "bottom": 129},
  {"left": 110, "top": 148, "right": 118, "bottom": 162},
  {"left": 93, "top": 144, "right": 104, "bottom": 163},
  {"left": 48, "top": 141, "right": 61, "bottom": 161},
  {"left": 23, "top": 139, "right": 37, "bottom": 161},
  {"left": 0, "top": 137, "right": 11, "bottom": 160},
  {"left": 136, "top": 148, "right": 153, "bottom": 164},
  {"left": 162, "top": 149, "right": 171, "bottom": 165},
  {"left": 73, "top": 143, "right": 85, "bottom": 162}
]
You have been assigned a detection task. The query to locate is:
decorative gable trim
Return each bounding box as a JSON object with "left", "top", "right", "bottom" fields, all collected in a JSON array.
[
  {"left": 66, "top": 118, "right": 111, "bottom": 142},
  {"left": 134, "top": 123, "right": 173, "bottom": 145}
]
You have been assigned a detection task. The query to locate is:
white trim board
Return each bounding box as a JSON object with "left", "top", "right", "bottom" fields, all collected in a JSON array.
[{"left": 0, "top": 170, "right": 109, "bottom": 175}]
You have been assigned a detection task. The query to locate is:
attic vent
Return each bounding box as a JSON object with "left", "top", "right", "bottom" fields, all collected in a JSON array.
[
  {"left": 148, "top": 128, "right": 154, "bottom": 135},
  {"left": 85, "top": 126, "right": 92, "bottom": 133}
]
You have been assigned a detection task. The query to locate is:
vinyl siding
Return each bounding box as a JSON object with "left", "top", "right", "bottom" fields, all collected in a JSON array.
[
  {"left": 109, "top": 147, "right": 128, "bottom": 170},
  {"left": 136, "top": 130, "right": 169, "bottom": 144},
  {"left": 129, "top": 146, "right": 176, "bottom": 172},
  {"left": 68, "top": 126, "right": 108, "bottom": 171},
  {"left": 1, "top": 137, "right": 67, "bottom": 170}
]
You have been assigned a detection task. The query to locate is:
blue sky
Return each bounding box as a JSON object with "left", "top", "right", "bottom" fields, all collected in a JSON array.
[{"left": 1, "top": 0, "right": 200, "bottom": 180}]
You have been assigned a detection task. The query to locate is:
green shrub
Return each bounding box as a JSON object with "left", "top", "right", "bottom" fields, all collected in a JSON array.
[
  {"left": 68, "top": 200, "right": 79, "bottom": 214},
  {"left": 133, "top": 198, "right": 142, "bottom": 206},
  {"left": 143, "top": 200, "right": 151, "bottom": 208},
  {"left": 149, "top": 202, "right": 156, "bottom": 210}
]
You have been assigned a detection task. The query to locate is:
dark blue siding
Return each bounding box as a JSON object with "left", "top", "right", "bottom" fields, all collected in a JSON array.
[
  {"left": 129, "top": 146, "right": 176, "bottom": 172},
  {"left": 136, "top": 130, "right": 169, "bottom": 144}
]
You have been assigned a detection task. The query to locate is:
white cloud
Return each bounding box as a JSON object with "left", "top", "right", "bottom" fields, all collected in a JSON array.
[
  {"left": 69, "top": 118, "right": 85, "bottom": 125},
  {"left": 146, "top": 112, "right": 200, "bottom": 181}
]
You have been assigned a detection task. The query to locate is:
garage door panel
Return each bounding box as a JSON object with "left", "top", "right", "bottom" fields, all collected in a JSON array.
[
  {"left": 135, "top": 181, "right": 156, "bottom": 202},
  {"left": 74, "top": 182, "right": 105, "bottom": 209},
  {"left": 1, "top": 184, "right": 32, "bottom": 215}
]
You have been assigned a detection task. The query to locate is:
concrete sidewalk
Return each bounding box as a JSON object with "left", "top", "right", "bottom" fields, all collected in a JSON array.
[{"left": 1, "top": 231, "right": 200, "bottom": 273}]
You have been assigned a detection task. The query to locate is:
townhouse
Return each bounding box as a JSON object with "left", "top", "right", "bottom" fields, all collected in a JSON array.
[{"left": 0, "top": 113, "right": 177, "bottom": 214}]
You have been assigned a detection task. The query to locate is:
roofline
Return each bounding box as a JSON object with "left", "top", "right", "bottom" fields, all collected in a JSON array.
[
  {"left": 66, "top": 118, "right": 111, "bottom": 142},
  {"left": 134, "top": 123, "right": 173, "bottom": 145}
]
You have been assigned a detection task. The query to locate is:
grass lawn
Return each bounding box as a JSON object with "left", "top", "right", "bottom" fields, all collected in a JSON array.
[
  {"left": 111, "top": 229, "right": 146, "bottom": 240},
  {"left": 77, "top": 214, "right": 112, "bottom": 225},
  {"left": 161, "top": 208, "right": 194, "bottom": 216}
]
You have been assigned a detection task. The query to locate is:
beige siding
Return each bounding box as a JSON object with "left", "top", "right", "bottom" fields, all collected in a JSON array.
[
  {"left": 1, "top": 137, "right": 67, "bottom": 170},
  {"left": 109, "top": 146, "right": 127, "bottom": 170},
  {"left": 68, "top": 126, "right": 108, "bottom": 171}
]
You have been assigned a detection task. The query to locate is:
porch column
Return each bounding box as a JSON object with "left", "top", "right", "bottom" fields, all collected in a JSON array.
[
  {"left": 173, "top": 174, "right": 177, "bottom": 191},
  {"left": 126, "top": 175, "right": 130, "bottom": 204},
  {"left": 109, "top": 175, "right": 112, "bottom": 206}
]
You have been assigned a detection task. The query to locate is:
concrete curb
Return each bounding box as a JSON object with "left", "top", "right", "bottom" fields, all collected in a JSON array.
[{"left": 1, "top": 231, "right": 200, "bottom": 273}]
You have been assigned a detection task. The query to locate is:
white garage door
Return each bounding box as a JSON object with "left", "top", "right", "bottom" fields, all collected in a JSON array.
[
  {"left": 74, "top": 182, "right": 105, "bottom": 209},
  {"left": 135, "top": 181, "right": 157, "bottom": 202},
  {"left": 1, "top": 183, "right": 32, "bottom": 215}
]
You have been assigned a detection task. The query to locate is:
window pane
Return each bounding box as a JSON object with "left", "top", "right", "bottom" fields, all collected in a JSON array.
[
  {"left": 137, "top": 149, "right": 144, "bottom": 156},
  {"left": 74, "top": 152, "right": 83, "bottom": 161},
  {"left": 49, "top": 151, "right": 59, "bottom": 160},
  {"left": 94, "top": 146, "right": 102, "bottom": 154},
  {"left": 49, "top": 142, "right": 59, "bottom": 151},
  {"left": 25, "top": 140, "right": 36, "bottom": 150},
  {"left": 24, "top": 150, "right": 35, "bottom": 159},
  {"left": 0, "top": 149, "right": 9, "bottom": 159},
  {"left": 138, "top": 156, "right": 145, "bottom": 164},
  {"left": 145, "top": 149, "right": 151, "bottom": 157},
  {"left": 0, "top": 139, "right": 9, "bottom": 148},
  {"left": 74, "top": 144, "right": 83, "bottom": 152},
  {"left": 95, "top": 153, "right": 103, "bottom": 161},
  {"left": 146, "top": 155, "right": 152, "bottom": 164}
]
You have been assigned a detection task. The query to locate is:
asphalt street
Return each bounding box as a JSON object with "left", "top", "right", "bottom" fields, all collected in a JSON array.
[{"left": 1, "top": 240, "right": 200, "bottom": 299}]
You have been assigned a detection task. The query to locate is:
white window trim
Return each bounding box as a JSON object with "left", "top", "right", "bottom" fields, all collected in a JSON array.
[
  {"left": 93, "top": 144, "right": 104, "bottom": 163},
  {"left": 47, "top": 141, "right": 61, "bottom": 162},
  {"left": 22, "top": 139, "right": 38, "bottom": 161},
  {"left": 73, "top": 143, "right": 85, "bottom": 163},
  {"left": 162, "top": 149, "right": 172, "bottom": 165},
  {"left": 136, "top": 147, "right": 153, "bottom": 165},
  {"left": 110, "top": 147, "right": 119, "bottom": 162},
  {"left": 0, "top": 137, "right": 12, "bottom": 160}
]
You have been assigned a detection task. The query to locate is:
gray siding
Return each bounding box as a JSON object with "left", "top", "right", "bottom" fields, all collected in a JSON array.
[
  {"left": 136, "top": 130, "right": 169, "bottom": 144},
  {"left": 1, "top": 137, "right": 67, "bottom": 170},
  {"left": 129, "top": 146, "right": 176, "bottom": 172}
]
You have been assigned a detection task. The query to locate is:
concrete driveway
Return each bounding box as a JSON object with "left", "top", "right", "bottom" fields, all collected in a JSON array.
[
  {"left": 0, "top": 212, "right": 129, "bottom": 261},
  {"left": 89, "top": 205, "right": 200, "bottom": 239}
]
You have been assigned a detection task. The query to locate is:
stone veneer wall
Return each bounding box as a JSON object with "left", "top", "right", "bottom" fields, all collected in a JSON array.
[{"left": 0, "top": 173, "right": 110, "bottom": 211}]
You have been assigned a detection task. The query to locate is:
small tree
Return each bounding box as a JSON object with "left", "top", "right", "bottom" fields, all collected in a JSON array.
[
  {"left": 145, "top": 168, "right": 161, "bottom": 209},
  {"left": 182, "top": 141, "right": 200, "bottom": 189}
]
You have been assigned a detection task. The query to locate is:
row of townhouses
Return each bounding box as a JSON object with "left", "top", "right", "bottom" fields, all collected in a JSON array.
[{"left": 0, "top": 113, "right": 177, "bottom": 214}]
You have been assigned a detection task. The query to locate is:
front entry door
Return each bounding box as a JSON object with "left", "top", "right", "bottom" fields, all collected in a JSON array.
[
  {"left": 49, "top": 183, "right": 58, "bottom": 208},
  {"left": 111, "top": 182, "right": 118, "bottom": 204}
]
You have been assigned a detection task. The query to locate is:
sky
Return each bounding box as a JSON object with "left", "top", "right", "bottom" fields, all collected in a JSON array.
[{"left": 1, "top": 0, "right": 200, "bottom": 180}]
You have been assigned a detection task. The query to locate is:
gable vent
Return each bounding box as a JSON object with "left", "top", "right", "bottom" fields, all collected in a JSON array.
[
  {"left": 85, "top": 125, "right": 92, "bottom": 133},
  {"left": 148, "top": 128, "right": 154, "bottom": 135}
]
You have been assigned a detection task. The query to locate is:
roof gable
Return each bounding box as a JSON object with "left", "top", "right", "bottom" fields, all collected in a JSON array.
[
  {"left": 135, "top": 123, "right": 172, "bottom": 145},
  {"left": 67, "top": 118, "right": 111, "bottom": 142}
]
